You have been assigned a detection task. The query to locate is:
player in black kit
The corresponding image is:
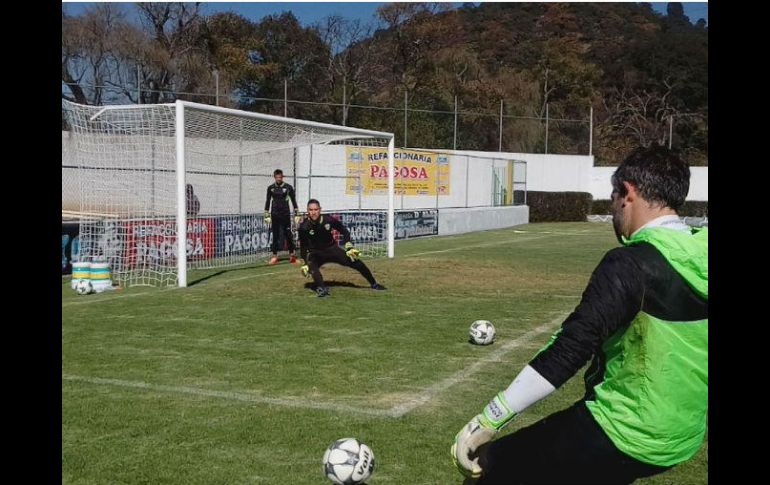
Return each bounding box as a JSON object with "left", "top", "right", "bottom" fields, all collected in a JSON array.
[
  {"left": 298, "top": 199, "right": 386, "bottom": 297},
  {"left": 264, "top": 169, "right": 301, "bottom": 264}
]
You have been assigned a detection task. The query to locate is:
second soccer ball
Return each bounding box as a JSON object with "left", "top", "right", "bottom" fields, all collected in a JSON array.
[
  {"left": 75, "top": 279, "right": 93, "bottom": 296},
  {"left": 469, "top": 320, "right": 496, "bottom": 345}
]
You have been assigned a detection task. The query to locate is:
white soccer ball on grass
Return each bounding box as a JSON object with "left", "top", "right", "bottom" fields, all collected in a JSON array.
[
  {"left": 74, "top": 279, "right": 93, "bottom": 295},
  {"left": 322, "top": 437, "right": 375, "bottom": 484},
  {"left": 469, "top": 320, "right": 496, "bottom": 345}
]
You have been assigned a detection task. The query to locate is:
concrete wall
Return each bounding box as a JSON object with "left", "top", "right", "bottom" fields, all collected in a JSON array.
[
  {"left": 442, "top": 150, "right": 595, "bottom": 192},
  {"left": 449, "top": 148, "right": 708, "bottom": 202},
  {"left": 438, "top": 206, "right": 529, "bottom": 236},
  {"left": 589, "top": 166, "right": 708, "bottom": 201}
]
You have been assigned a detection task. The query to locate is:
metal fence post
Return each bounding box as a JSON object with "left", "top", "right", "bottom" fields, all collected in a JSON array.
[
  {"left": 589, "top": 105, "right": 593, "bottom": 156},
  {"left": 453, "top": 95, "right": 458, "bottom": 150},
  {"left": 404, "top": 91, "right": 408, "bottom": 147},
  {"left": 545, "top": 103, "right": 549, "bottom": 154},
  {"left": 214, "top": 70, "right": 219, "bottom": 106},
  {"left": 499, "top": 99, "right": 503, "bottom": 152}
]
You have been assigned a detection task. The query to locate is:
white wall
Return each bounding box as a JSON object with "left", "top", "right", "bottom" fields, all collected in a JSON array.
[
  {"left": 448, "top": 148, "right": 708, "bottom": 202},
  {"left": 443, "top": 150, "right": 595, "bottom": 193},
  {"left": 589, "top": 166, "right": 708, "bottom": 201},
  {"left": 439, "top": 206, "right": 529, "bottom": 236}
]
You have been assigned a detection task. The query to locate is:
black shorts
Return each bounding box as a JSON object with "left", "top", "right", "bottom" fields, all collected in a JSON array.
[
  {"left": 477, "top": 402, "right": 671, "bottom": 485},
  {"left": 307, "top": 245, "right": 354, "bottom": 267}
]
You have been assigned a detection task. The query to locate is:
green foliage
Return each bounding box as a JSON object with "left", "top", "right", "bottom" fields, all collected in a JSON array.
[{"left": 527, "top": 191, "right": 593, "bottom": 222}]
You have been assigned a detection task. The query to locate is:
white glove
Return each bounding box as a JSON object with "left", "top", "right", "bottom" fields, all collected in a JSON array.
[{"left": 451, "top": 392, "right": 516, "bottom": 478}]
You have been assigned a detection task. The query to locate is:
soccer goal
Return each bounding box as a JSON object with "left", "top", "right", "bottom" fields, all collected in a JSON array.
[{"left": 62, "top": 100, "right": 395, "bottom": 288}]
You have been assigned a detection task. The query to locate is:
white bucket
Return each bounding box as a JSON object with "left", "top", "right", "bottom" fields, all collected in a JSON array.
[
  {"left": 90, "top": 262, "right": 112, "bottom": 293},
  {"left": 71, "top": 261, "right": 91, "bottom": 289}
]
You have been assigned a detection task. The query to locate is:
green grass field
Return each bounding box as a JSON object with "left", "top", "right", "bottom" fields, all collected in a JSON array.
[{"left": 62, "top": 222, "right": 707, "bottom": 484}]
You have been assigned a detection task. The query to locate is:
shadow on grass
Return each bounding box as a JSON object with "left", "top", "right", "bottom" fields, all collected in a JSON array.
[
  {"left": 187, "top": 263, "right": 278, "bottom": 287},
  {"left": 303, "top": 280, "right": 369, "bottom": 290}
]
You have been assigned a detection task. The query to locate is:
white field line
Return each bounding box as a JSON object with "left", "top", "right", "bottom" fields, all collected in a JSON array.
[
  {"left": 386, "top": 313, "right": 565, "bottom": 417},
  {"left": 62, "top": 270, "right": 287, "bottom": 307},
  {"left": 402, "top": 234, "right": 550, "bottom": 258},
  {"left": 62, "top": 374, "right": 394, "bottom": 418},
  {"left": 512, "top": 229, "right": 601, "bottom": 236},
  {"left": 62, "top": 313, "right": 565, "bottom": 419}
]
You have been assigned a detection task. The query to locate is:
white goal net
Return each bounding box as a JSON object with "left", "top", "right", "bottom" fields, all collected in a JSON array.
[{"left": 62, "top": 100, "right": 395, "bottom": 288}]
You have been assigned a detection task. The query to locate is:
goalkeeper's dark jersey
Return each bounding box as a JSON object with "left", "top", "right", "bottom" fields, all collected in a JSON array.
[
  {"left": 264, "top": 182, "right": 298, "bottom": 216},
  {"left": 298, "top": 215, "right": 351, "bottom": 261}
]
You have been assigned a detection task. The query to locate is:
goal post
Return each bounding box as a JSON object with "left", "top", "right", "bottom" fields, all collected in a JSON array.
[{"left": 63, "top": 99, "right": 396, "bottom": 288}]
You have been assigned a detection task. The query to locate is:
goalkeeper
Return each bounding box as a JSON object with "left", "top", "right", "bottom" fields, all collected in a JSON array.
[
  {"left": 452, "top": 145, "right": 708, "bottom": 484},
  {"left": 264, "top": 169, "right": 300, "bottom": 265},
  {"left": 297, "top": 199, "right": 386, "bottom": 297}
]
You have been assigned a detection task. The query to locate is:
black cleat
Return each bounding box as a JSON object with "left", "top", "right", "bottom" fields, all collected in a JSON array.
[
  {"left": 371, "top": 283, "right": 387, "bottom": 290},
  {"left": 316, "top": 286, "right": 330, "bottom": 297}
]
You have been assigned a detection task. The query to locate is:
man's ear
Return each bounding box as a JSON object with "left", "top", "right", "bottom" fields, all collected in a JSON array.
[{"left": 622, "top": 181, "right": 638, "bottom": 203}]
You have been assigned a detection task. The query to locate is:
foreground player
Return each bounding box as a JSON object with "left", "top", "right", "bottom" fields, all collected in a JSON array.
[
  {"left": 452, "top": 145, "right": 708, "bottom": 484},
  {"left": 297, "top": 199, "right": 386, "bottom": 297}
]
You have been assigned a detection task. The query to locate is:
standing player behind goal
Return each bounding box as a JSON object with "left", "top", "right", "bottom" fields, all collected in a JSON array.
[
  {"left": 297, "top": 199, "right": 386, "bottom": 297},
  {"left": 264, "top": 169, "right": 301, "bottom": 265}
]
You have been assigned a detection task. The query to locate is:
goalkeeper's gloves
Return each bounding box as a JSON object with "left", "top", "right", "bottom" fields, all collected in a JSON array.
[
  {"left": 344, "top": 242, "right": 360, "bottom": 261},
  {"left": 300, "top": 264, "right": 310, "bottom": 278},
  {"left": 264, "top": 212, "right": 271, "bottom": 225},
  {"left": 294, "top": 213, "right": 303, "bottom": 225},
  {"left": 451, "top": 392, "right": 517, "bottom": 479}
]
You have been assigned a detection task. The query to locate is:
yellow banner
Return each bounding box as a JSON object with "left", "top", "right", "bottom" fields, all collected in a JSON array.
[{"left": 345, "top": 147, "right": 450, "bottom": 196}]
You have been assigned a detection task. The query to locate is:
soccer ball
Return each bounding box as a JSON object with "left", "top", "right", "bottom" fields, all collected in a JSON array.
[
  {"left": 75, "top": 279, "right": 93, "bottom": 295},
  {"left": 322, "top": 438, "right": 375, "bottom": 484},
  {"left": 469, "top": 320, "right": 496, "bottom": 345}
]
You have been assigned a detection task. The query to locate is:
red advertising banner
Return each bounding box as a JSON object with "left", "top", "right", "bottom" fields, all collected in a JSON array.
[{"left": 123, "top": 218, "right": 216, "bottom": 268}]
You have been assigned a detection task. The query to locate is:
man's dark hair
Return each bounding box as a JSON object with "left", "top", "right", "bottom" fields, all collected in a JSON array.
[
  {"left": 307, "top": 198, "right": 320, "bottom": 207},
  {"left": 273, "top": 169, "right": 283, "bottom": 176},
  {"left": 611, "top": 145, "right": 690, "bottom": 211}
]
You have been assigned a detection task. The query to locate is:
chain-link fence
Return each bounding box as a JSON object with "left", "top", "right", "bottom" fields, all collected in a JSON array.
[{"left": 62, "top": 81, "right": 592, "bottom": 156}]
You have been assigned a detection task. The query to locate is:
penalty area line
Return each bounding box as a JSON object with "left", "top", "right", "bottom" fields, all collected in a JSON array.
[
  {"left": 62, "top": 374, "right": 393, "bottom": 418},
  {"left": 385, "top": 313, "right": 566, "bottom": 418}
]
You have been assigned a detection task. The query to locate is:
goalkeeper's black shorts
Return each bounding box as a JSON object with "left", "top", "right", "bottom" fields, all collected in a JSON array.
[
  {"left": 307, "top": 245, "right": 356, "bottom": 268},
  {"left": 476, "top": 402, "right": 671, "bottom": 485}
]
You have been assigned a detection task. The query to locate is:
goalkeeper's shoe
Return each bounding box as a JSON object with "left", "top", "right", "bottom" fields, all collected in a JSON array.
[
  {"left": 269, "top": 256, "right": 279, "bottom": 265},
  {"left": 316, "top": 286, "right": 330, "bottom": 298},
  {"left": 371, "top": 283, "right": 387, "bottom": 290},
  {"left": 290, "top": 254, "right": 298, "bottom": 264}
]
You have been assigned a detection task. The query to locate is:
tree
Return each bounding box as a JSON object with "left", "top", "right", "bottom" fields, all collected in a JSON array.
[
  {"left": 62, "top": 3, "right": 138, "bottom": 105},
  {"left": 666, "top": 3, "right": 689, "bottom": 23},
  {"left": 133, "top": 2, "right": 208, "bottom": 103},
  {"left": 317, "top": 15, "right": 377, "bottom": 125},
  {"left": 238, "top": 12, "right": 330, "bottom": 118}
]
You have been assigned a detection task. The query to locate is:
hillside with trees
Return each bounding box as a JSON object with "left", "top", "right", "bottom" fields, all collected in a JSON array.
[{"left": 62, "top": 2, "right": 707, "bottom": 165}]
